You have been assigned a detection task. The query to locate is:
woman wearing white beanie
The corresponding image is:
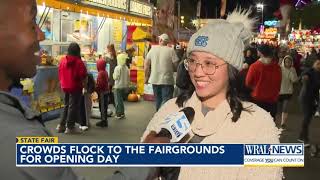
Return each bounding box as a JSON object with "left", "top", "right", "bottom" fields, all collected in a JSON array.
[{"left": 141, "top": 10, "right": 282, "bottom": 180}]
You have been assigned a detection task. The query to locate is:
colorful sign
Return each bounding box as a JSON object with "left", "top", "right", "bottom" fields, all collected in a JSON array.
[
  {"left": 83, "top": 0, "right": 127, "bottom": 11},
  {"left": 32, "top": 66, "right": 64, "bottom": 113},
  {"left": 264, "top": 20, "right": 280, "bottom": 27},
  {"left": 112, "top": 20, "right": 123, "bottom": 51},
  {"left": 129, "top": 0, "right": 152, "bottom": 17},
  {"left": 258, "top": 27, "right": 278, "bottom": 39}
]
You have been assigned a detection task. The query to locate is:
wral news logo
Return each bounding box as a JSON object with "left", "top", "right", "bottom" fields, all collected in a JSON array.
[
  {"left": 244, "top": 144, "right": 304, "bottom": 155},
  {"left": 244, "top": 144, "right": 304, "bottom": 167}
]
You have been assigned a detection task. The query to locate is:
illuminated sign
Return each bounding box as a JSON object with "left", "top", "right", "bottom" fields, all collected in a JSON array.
[
  {"left": 265, "top": 28, "right": 277, "bottom": 34},
  {"left": 130, "top": 0, "right": 152, "bottom": 17},
  {"left": 83, "top": 0, "right": 127, "bottom": 10},
  {"left": 258, "top": 28, "right": 278, "bottom": 39},
  {"left": 264, "top": 20, "right": 280, "bottom": 27}
]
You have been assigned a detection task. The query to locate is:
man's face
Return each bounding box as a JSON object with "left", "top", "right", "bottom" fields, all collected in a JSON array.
[
  {"left": 0, "top": 0, "right": 44, "bottom": 80},
  {"left": 313, "top": 60, "right": 320, "bottom": 72},
  {"left": 246, "top": 50, "right": 252, "bottom": 57}
]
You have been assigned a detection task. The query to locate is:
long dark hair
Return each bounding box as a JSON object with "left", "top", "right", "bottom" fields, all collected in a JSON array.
[
  {"left": 107, "top": 44, "right": 117, "bottom": 59},
  {"left": 67, "top": 42, "right": 81, "bottom": 58},
  {"left": 176, "top": 63, "right": 249, "bottom": 122}
]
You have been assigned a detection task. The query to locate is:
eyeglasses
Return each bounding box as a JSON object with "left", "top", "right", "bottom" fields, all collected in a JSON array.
[{"left": 184, "top": 58, "right": 227, "bottom": 75}]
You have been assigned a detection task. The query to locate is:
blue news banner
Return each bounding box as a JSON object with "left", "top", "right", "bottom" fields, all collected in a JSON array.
[
  {"left": 16, "top": 144, "right": 304, "bottom": 167},
  {"left": 16, "top": 144, "right": 242, "bottom": 166}
]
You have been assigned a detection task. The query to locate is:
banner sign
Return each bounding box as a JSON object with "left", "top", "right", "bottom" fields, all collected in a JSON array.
[
  {"left": 16, "top": 137, "right": 304, "bottom": 167},
  {"left": 129, "top": 0, "right": 152, "bottom": 17},
  {"left": 82, "top": 0, "right": 127, "bottom": 11}
]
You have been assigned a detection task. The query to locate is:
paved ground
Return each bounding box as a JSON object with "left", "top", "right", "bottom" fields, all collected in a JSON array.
[
  {"left": 277, "top": 95, "right": 320, "bottom": 180},
  {"left": 45, "top": 94, "right": 320, "bottom": 180},
  {"left": 46, "top": 100, "right": 156, "bottom": 180}
]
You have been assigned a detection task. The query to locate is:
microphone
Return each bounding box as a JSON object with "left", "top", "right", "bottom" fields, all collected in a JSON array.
[{"left": 156, "top": 107, "right": 195, "bottom": 142}]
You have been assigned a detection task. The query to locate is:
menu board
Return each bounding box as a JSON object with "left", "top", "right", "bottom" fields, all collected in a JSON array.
[
  {"left": 83, "top": 0, "right": 127, "bottom": 10},
  {"left": 130, "top": 0, "right": 152, "bottom": 17}
]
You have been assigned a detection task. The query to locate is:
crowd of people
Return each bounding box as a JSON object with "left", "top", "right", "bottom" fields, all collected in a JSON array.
[
  {"left": 238, "top": 43, "right": 320, "bottom": 147},
  {"left": 56, "top": 9, "right": 320, "bottom": 150},
  {"left": 57, "top": 43, "right": 131, "bottom": 134},
  {"left": 143, "top": 28, "right": 320, "bottom": 149},
  {"left": 1, "top": 1, "right": 319, "bottom": 179},
  {"left": 56, "top": 32, "right": 188, "bottom": 135}
]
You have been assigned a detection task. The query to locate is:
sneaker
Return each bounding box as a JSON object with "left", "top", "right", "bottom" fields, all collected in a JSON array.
[
  {"left": 96, "top": 120, "right": 108, "bottom": 127},
  {"left": 115, "top": 114, "right": 125, "bottom": 119},
  {"left": 297, "top": 138, "right": 310, "bottom": 147},
  {"left": 280, "top": 124, "right": 286, "bottom": 130},
  {"left": 79, "top": 126, "right": 89, "bottom": 131},
  {"left": 64, "top": 127, "right": 82, "bottom": 134},
  {"left": 297, "top": 138, "right": 304, "bottom": 143},
  {"left": 310, "top": 145, "right": 319, "bottom": 157},
  {"left": 107, "top": 110, "right": 113, "bottom": 117},
  {"left": 305, "top": 143, "right": 311, "bottom": 148},
  {"left": 56, "top": 124, "right": 66, "bottom": 133}
]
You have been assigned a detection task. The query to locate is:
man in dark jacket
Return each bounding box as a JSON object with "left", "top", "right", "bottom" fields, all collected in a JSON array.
[
  {"left": 0, "top": 0, "right": 82, "bottom": 179},
  {"left": 58, "top": 43, "right": 87, "bottom": 134},
  {"left": 298, "top": 56, "right": 320, "bottom": 146}
]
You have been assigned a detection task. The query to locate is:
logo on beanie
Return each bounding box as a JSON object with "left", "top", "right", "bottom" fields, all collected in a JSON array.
[{"left": 195, "top": 36, "right": 208, "bottom": 47}]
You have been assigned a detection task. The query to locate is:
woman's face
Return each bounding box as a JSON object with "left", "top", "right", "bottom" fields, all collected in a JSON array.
[
  {"left": 246, "top": 50, "right": 252, "bottom": 57},
  {"left": 187, "top": 51, "right": 229, "bottom": 100},
  {"left": 284, "top": 58, "right": 292, "bottom": 68}
]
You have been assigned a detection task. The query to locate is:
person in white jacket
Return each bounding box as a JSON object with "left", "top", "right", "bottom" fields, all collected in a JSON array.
[
  {"left": 113, "top": 53, "right": 130, "bottom": 119},
  {"left": 278, "top": 55, "right": 299, "bottom": 129}
]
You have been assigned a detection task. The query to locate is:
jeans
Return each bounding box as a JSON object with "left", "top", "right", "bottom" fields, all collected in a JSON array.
[
  {"left": 152, "top": 85, "right": 174, "bottom": 111},
  {"left": 114, "top": 88, "right": 125, "bottom": 116},
  {"left": 78, "top": 94, "right": 92, "bottom": 126},
  {"left": 254, "top": 101, "right": 278, "bottom": 120},
  {"left": 108, "top": 85, "right": 115, "bottom": 108},
  {"left": 60, "top": 92, "right": 82, "bottom": 129},
  {"left": 299, "top": 101, "right": 317, "bottom": 142},
  {"left": 98, "top": 92, "right": 108, "bottom": 121}
]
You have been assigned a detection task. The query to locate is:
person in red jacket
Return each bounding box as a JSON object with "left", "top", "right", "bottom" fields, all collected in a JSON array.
[
  {"left": 246, "top": 44, "right": 282, "bottom": 120},
  {"left": 95, "top": 58, "right": 109, "bottom": 127},
  {"left": 57, "top": 43, "right": 87, "bottom": 134}
]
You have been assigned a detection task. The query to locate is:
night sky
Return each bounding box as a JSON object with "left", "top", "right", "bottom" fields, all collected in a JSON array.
[
  {"left": 151, "top": 0, "right": 319, "bottom": 28},
  {"left": 181, "top": 0, "right": 280, "bottom": 20}
]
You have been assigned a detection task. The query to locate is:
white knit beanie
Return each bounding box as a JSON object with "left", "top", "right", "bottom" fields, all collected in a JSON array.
[{"left": 187, "top": 10, "right": 255, "bottom": 70}]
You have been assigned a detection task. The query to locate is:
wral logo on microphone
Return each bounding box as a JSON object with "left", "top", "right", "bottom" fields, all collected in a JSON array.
[
  {"left": 169, "top": 113, "right": 190, "bottom": 139},
  {"left": 170, "top": 124, "right": 182, "bottom": 138},
  {"left": 244, "top": 144, "right": 304, "bottom": 167},
  {"left": 161, "top": 111, "right": 191, "bottom": 143}
]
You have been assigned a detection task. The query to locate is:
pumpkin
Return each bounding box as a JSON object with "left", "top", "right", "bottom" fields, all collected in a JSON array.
[{"left": 128, "top": 93, "right": 139, "bottom": 102}]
